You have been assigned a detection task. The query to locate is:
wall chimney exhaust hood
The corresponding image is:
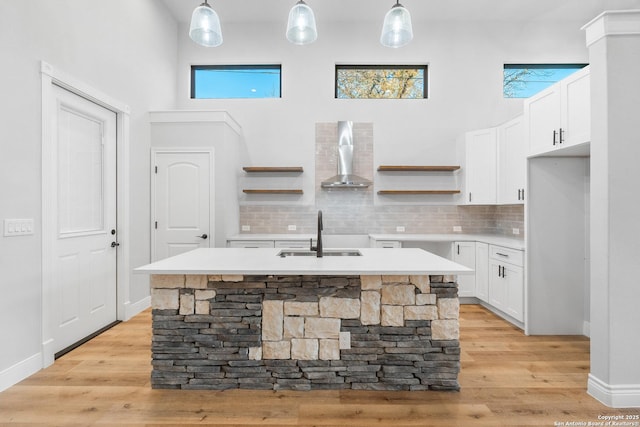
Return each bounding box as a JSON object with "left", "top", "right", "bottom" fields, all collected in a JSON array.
[{"left": 321, "top": 121, "right": 372, "bottom": 188}]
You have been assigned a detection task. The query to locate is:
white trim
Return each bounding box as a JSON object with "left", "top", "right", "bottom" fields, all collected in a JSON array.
[
  {"left": 40, "top": 61, "right": 131, "bottom": 368},
  {"left": 40, "top": 62, "right": 130, "bottom": 114},
  {"left": 478, "top": 301, "right": 525, "bottom": 331},
  {"left": 582, "top": 9, "right": 640, "bottom": 47},
  {"left": 588, "top": 374, "right": 640, "bottom": 408},
  {"left": 125, "top": 296, "right": 151, "bottom": 321},
  {"left": 150, "top": 147, "right": 216, "bottom": 262},
  {"left": 0, "top": 353, "right": 42, "bottom": 393},
  {"left": 148, "top": 110, "right": 243, "bottom": 136},
  {"left": 582, "top": 320, "right": 590, "bottom": 338}
]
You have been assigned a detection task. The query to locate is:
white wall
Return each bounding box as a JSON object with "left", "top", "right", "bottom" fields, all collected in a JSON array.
[
  {"left": 149, "top": 112, "right": 249, "bottom": 247},
  {"left": 0, "top": 0, "right": 177, "bottom": 388},
  {"left": 586, "top": 10, "right": 640, "bottom": 407},
  {"left": 176, "top": 19, "right": 590, "bottom": 194}
]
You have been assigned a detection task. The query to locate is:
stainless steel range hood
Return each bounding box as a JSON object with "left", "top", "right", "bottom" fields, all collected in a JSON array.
[{"left": 321, "top": 121, "right": 372, "bottom": 188}]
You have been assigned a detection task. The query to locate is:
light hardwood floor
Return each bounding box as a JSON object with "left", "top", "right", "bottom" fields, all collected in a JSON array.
[{"left": 1, "top": 305, "right": 637, "bottom": 426}]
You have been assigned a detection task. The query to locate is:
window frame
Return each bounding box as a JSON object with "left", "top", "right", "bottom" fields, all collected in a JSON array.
[
  {"left": 334, "top": 64, "right": 428, "bottom": 99},
  {"left": 190, "top": 64, "right": 283, "bottom": 99}
]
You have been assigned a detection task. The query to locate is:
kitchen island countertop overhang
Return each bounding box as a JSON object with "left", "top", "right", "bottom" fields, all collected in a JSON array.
[{"left": 134, "top": 247, "right": 474, "bottom": 276}]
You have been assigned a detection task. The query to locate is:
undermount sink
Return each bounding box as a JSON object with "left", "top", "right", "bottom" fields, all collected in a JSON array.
[{"left": 277, "top": 249, "right": 362, "bottom": 257}]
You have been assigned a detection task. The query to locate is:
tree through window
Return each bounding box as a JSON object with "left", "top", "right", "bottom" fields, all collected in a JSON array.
[
  {"left": 335, "top": 65, "right": 427, "bottom": 99},
  {"left": 503, "top": 64, "right": 588, "bottom": 98}
]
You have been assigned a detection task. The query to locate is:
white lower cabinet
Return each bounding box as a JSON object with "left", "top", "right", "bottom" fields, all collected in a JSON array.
[
  {"left": 274, "top": 240, "right": 311, "bottom": 249},
  {"left": 488, "top": 245, "right": 524, "bottom": 323},
  {"left": 452, "top": 241, "right": 476, "bottom": 297},
  {"left": 475, "top": 242, "right": 489, "bottom": 303},
  {"left": 227, "top": 240, "right": 275, "bottom": 248},
  {"left": 374, "top": 240, "right": 402, "bottom": 248},
  {"left": 228, "top": 239, "right": 316, "bottom": 249}
]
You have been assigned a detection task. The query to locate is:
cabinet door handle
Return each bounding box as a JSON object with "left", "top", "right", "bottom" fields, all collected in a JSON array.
[
  {"left": 469, "top": 192, "right": 472, "bottom": 203},
  {"left": 457, "top": 244, "right": 460, "bottom": 255},
  {"left": 502, "top": 266, "right": 507, "bottom": 278},
  {"left": 518, "top": 189, "right": 521, "bottom": 200},
  {"left": 559, "top": 128, "right": 564, "bottom": 144},
  {"left": 521, "top": 188, "right": 524, "bottom": 200},
  {"left": 552, "top": 129, "right": 557, "bottom": 145},
  {"left": 496, "top": 252, "right": 509, "bottom": 258}
]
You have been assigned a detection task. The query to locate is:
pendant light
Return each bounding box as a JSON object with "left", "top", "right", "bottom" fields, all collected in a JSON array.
[
  {"left": 380, "top": 0, "right": 413, "bottom": 48},
  {"left": 189, "top": 0, "right": 223, "bottom": 47},
  {"left": 286, "top": 0, "right": 317, "bottom": 45}
]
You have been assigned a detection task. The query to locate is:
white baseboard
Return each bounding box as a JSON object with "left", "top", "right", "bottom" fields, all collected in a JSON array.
[
  {"left": 588, "top": 374, "right": 640, "bottom": 408},
  {"left": 124, "top": 296, "right": 151, "bottom": 321},
  {"left": 478, "top": 301, "right": 525, "bottom": 331},
  {"left": 0, "top": 352, "right": 42, "bottom": 392},
  {"left": 583, "top": 320, "right": 590, "bottom": 337}
]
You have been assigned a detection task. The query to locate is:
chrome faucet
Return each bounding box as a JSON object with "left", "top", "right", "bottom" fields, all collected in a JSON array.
[{"left": 310, "top": 210, "right": 323, "bottom": 257}]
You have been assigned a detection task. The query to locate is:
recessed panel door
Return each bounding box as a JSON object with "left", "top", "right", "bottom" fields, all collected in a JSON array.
[
  {"left": 52, "top": 84, "right": 118, "bottom": 354},
  {"left": 153, "top": 151, "right": 212, "bottom": 261}
]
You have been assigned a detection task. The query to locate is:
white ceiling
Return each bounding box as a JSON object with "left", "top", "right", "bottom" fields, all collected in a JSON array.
[{"left": 162, "top": 0, "right": 640, "bottom": 25}]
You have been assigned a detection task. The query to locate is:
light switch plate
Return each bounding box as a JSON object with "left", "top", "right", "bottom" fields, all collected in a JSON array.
[
  {"left": 4, "top": 219, "right": 34, "bottom": 236},
  {"left": 241, "top": 225, "right": 251, "bottom": 231},
  {"left": 396, "top": 226, "right": 405, "bottom": 232},
  {"left": 453, "top": 226, "right": 462, "bottom": 232},
  {"left": 288, "top": 225, "right": 297, "bottom": 231},
  {"left": 512, "top": 228, "right": 520, "bottom": 235}
]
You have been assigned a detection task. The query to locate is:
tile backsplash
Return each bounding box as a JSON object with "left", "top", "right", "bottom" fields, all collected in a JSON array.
[{"left": 239, "top": 204, "right": 524, "bottom": 237}]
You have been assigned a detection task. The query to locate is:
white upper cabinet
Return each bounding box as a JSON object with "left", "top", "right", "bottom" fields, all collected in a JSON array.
[
  {"left": 464, "top": 127, "right": 497, "bottom": 205},
  {"left": 561, "top": 67, "right": 591, "bottom": 147},
  {"left": 497, "top": 115, "right": 526, "bottom": 204},
  {"left": 525, "top": 66, "right": 590, "bottom": 157}
]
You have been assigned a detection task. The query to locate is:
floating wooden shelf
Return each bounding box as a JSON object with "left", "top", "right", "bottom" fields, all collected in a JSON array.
[
  {"left": 242, "top": 189, "right": 303, "bottom": 194},
  {"left": 377, "top": 190, "right": 461, "bottom": 195},
  {"left": 243, "top": 167, "right": 304, "bottom": 173},
  {"left": 377, "top": 165, "right": 460, "bottom": 172}
]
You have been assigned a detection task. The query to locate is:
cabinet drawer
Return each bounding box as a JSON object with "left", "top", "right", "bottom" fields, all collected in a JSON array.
[
  {"left": 274, "top": 240, "right": 312, "bottom": 249},
  {"left": 228, "top": 240, "right": 274, "bottom": 248},
  {"left": 375, "top": 241, "right": 402, "bottom": 249},
  {"left": 489, "top": 245, "right": 523, "bottom": 267}
]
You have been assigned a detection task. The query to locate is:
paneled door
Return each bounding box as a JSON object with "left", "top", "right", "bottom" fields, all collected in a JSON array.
[
  {"left": 51, "top": 84, "right": 118, "bottom": 355},
  {"left": 152, "top": 150, "right": 213, "bottom": 261}
]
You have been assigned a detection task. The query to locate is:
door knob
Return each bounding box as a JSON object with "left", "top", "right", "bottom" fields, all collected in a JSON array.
[
  {"left": 196, "top": 234, "right": 208, "bottom": 239},
  {"left": 111, "top": 241, "right": 120, "bottom": 248}
]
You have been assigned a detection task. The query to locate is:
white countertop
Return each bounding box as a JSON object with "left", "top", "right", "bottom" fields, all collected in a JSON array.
[
  {"left": 135, "top": 248, "right": 473, "bottom": 276},
  {"left": 227, "top": 233, "right": 525, "bottom": 251},
  {"left": 369, "top": 233, "right": 525, "bottom": 250},
  {"left": 227, "top": 234, "right": 316, "bottom": 240}
]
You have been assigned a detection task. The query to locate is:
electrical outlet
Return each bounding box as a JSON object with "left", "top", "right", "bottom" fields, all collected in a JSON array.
[
  {"left": 453, "top": 226, "right": 462, "bottom": 232},
  {"left": 241, "top": 225, "right": 251, "bottom": 232},
  {"left": 512, "top": 228, "right": 520, "bottom": 235},
  {"left": 396, "top": 226, "right": 405, "bottom": 232},
  {"left": 288, "top": 225, "right": 297, "bottom": 231}
]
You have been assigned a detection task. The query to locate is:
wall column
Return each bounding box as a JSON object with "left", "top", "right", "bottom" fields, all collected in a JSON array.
[{"left": 583, "top": 10, "right": 640, "bottom": 408}]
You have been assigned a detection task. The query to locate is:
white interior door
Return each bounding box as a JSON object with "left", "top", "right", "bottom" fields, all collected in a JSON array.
[
  {"left": 51, "top": 84, "right": 118, "bottom": 355},
  {"left": 152, "top": 150, "right": 213, "bottom": 261}
]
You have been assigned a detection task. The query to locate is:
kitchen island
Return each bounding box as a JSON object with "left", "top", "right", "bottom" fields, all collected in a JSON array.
[{"left": 136, "top": 248, "right": 471, "bottom": 391}]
